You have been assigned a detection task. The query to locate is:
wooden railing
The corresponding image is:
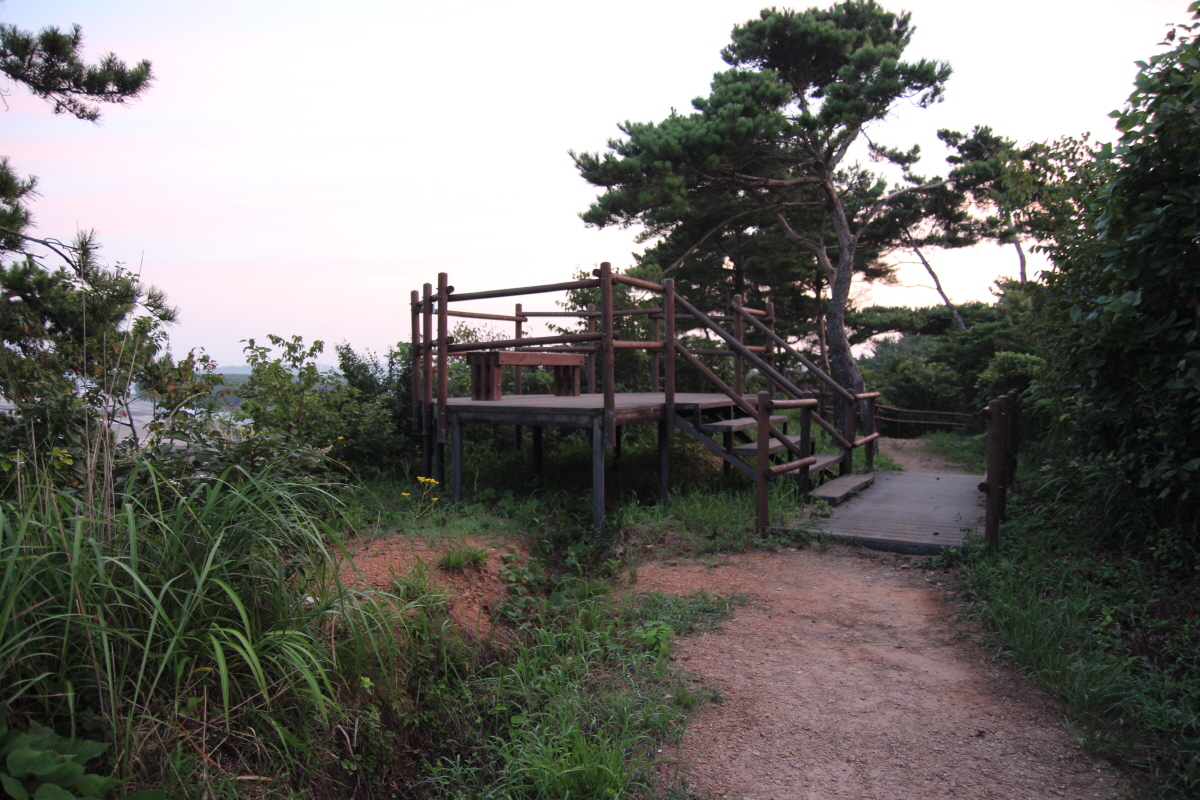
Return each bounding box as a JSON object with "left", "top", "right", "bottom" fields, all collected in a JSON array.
[
  {"left": 978, "top": 389, "right": 1020, "bottom": 552},
  {"left": 410, "top": 265, "right": 878, "bottom": 515}
]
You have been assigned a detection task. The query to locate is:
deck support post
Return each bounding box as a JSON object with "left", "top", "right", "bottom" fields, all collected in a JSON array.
[
  {"left": 592, "top": 416, "right": 605, "bottom": 538},
  {"left": 587, "top": 303, "right": 597, "bottom": 394},
  {"left": 733, "top": 294, "right": 745, "bottom": 397},
  {"left": 451, "top": 414, "right": 463, "bottom": 502},
  {"left": 664, "top": 279, "right": 676, "bottom": 440},
  {"left": 435, "top": 272, "right": 450, "bottom": 485},
  {"left": 650, "top": 317, "right": 661, "bottom": 392},
  {"left": 532, "top": 426, "right": 543, "bottom": 473},
  {"left": 421, "top": 283, "right": 434, "bottom": 478},
  {"left": 658, "top": 418, "right": 670, "bottom": 507},
  {"left": 514, "top": 303, "right": 523, "bottom": 450},
  {"left": 600, "top": 262, "right": 616, "bottom": 446},
  {"left": 411, "top": 291, "right": 421, "bottom": 433},
  {"left": 755, "top": 391, "right": 771, "bottom": 533}
]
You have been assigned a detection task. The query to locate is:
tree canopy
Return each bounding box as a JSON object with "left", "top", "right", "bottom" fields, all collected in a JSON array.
[{"left": 575, "top": 2, "right": 966, "bottom": 406}]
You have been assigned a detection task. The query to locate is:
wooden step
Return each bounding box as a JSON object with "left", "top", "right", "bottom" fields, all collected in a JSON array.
[
  {"left": 811, "top": 472, "right": 875, "bottom": 506},
  {"left": 731, "top": 434, "right": 804, "bottom": 457},
  {"left": 700, "top": 415, "right": 787, "bottom": 433},
  {"left": 807, "top": 452, "right": 843, "bottom": 474}
]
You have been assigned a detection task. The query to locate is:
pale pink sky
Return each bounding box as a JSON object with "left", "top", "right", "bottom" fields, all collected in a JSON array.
[{"left": 4, "top": 0, "right": 1188, "bottom": 365}]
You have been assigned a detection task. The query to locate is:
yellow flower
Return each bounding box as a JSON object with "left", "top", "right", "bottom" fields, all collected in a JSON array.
[
  {"left": 337, "top": 436, "right": 344, "bottom": 440},
  {"left": 402, "top": 492, "right": 411, "bottom": 497},
  {"left": 432, "top": 497, "right": 439, "bottom": 502}
]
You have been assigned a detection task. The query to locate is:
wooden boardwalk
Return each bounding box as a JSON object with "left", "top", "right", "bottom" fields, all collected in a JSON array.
[{"left": 815, "top": 471, "right": 984, "bottom": 555}]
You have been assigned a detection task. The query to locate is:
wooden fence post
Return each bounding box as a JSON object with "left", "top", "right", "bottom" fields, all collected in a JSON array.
[
  {"left": 864, "top": 387, "right": 878, "bottom": 472},
  {"left": 435, "top": 273, "right": 450, "bottom": 485},
  {"left": 600, "top": 262, "right": 616, "bottom": 446},
  {"left": 411, "top": 290, "right": 421, "bottom": 433},
  {"left": 664, "top": 279, "right": 676, "bottom": 440},
  {"left": 587, "top": 302, "right": 597, "bottom": 394},
  {"left": 756, "top": 390, "right": 771, "bottom": 533},
  {"left": 733, "top": 294, "right": 745, "bottom": 397},
  {"left": 651, "top": 316, "right": 661, "bottom": 393},
  {"left": 983, "top": 397, "right": 1010, "bottom": 553},
  {"left": 421, "top": 282, "right": 434, "bottom": 478},
  {"left": 841, "top": 401, "right": 856, "bottom": 476}
]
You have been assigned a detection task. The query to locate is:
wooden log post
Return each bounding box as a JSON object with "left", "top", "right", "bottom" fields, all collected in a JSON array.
[
  {"left": 864, "top": 387, "right": 878, "bottom": 471},
  {"left": 513, "top": 303, "right": 523, "bottom": 450},
  {"left": 1006, "top": 389, "right": 1020, "bottom": 487},
  {"left": 411, "top": 291, "right": 421, "bottom": 432},
  {"left": 587, "top": 303, "right": 597, "bottom": 394},
  {"left": 451, "top": 413, "right": 463, "bottom": 502},
  {"left": 798, "top": 404, "right": 813, "bottom": 493},
  {"left": 733, "top": 294, "right": 745, "bottom": 397},
  {"left": 841, "top": 400, "right": 855, "bottom": 476},
  {"left": 756, "top": 390, "right": 771, "bottom": 532},
  {"left": 435, "top": 273, "right": 450, "bottom": 485},
  {"left": 421, "top": 282, "right": 434, "bottom": 478},
  {"left": 982, "top": 397, "right": 1010, "bottom": 553},
  {"left": 658, "top": 417, "right": 669, "bottom": 507},
  {"left": 592, "top": 415, "right": 605, "bottom": 538},
  {"left": 600, "top": 263, "right": 616, "bottom": 446},
  {"left": 664, "top": 278, "right": 676, "bottom": 440},
  {"left": 650, "top": 316, "right": 661, "bottom": 392},
  {"left": 765, "top": 300, "right": 776, "bottom": 397}
]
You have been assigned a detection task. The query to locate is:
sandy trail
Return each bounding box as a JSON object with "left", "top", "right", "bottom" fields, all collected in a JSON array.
[{"left": 636, "top": 547, "right": 1126, "bottom": 800}]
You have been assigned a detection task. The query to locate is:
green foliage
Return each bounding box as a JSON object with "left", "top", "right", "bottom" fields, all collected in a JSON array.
[
  {"left": 235, "top": 335, "right": 416, "bottom": 474},
  {"left": 1035, "top": 4, "right": 1200, "bottom": 502},
  {"left": 0, "top": 723, "right": 162, "bottom": 800},
  {"left": 0, "top": 22, "right": 152, "bottom": 123}
]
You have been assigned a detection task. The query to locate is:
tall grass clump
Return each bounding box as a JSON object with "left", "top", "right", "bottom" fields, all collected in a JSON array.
[{"left": 0, "top": 454, "right": 412, "bottom": 795}]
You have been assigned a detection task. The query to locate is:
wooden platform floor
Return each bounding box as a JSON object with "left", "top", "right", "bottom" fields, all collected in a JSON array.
[
  {"left": 815, "top": 471, "right": 984, "bottom": 555},
  {"left": 447, "top": 392, "right": 753, "bottom": 427}
]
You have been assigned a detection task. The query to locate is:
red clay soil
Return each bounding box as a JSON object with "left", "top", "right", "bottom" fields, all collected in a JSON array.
[
  {"left": 339, "top": 534, "right": 513, "bottom": 636},
  {"left": 635, "top": 547, "right": 1127, "bottom": 800}
]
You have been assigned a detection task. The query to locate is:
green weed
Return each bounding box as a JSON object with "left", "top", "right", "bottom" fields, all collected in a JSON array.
[{"left": 438, "top": 543, "right": 489, "bottom": 571}]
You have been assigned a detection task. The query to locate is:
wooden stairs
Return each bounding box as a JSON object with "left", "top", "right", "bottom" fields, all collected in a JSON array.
[{"left": 677, "top": 412, "right": 875, "bottom": 506}]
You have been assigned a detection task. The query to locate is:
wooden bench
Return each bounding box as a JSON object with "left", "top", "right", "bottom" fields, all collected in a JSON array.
[{"left": 465, "top": 351, "right": 585, "bottom": 400}]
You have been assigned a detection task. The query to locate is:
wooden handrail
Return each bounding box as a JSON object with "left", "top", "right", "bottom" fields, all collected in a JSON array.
[
  {"left": 771, "top": 398, "right": 818, "bottom": 409},
  {"left": 878, "top": 404, "right": 974, "bottom": 418},
  {"left": 876, "top": 415, "right": 965, "bottom": 427},
  {"left": 770, "top": 457, "right": 817, "bottom": 475},
  {"left": 673, "top": 294, "right": 811, "bottom": 403},
  {"left": 856, "top": 391, "right": 881, "bottom": 400},
  {"left": 609, "top": 273, "right": 665, "bottom": 292},
  {"left": 446, "top": 332, "right": 603, "bottom": 353},
  {"left": 448, "top": 309, "right": 528, "bottom": 322},
  {"left": 447, "top": 278, "right": 600, "bottom": 303},
  {"left": 732, "top": 306, "right": 856, "bottom": 403},
  {"left": 676, "top": 346, "right": 804, "bottom": 460}
]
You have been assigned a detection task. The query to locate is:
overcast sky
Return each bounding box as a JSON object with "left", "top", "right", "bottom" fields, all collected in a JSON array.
[{"left": 4, "top": 0, "right": 1189, "bottom": 366}]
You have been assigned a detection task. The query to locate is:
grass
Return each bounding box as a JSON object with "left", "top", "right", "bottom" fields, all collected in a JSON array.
[
  {"left": 922, "top": 430, "right": 987, "bottom": 473},
  {"left": 954, "top": 470, "right": 1200, "bottom": 798},
  {"left": 421, "top": 589, "right": 740, "bottom": 800},
  {"left": 439, "top": 542, "right": 489, "bottom": 570}
]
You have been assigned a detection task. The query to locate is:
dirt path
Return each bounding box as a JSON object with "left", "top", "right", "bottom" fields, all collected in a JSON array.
[
  {"left": 877, "top": 438, "right": 972, "bottom": 474},
  {"left": 636, "top": 547, "right": 1127, "bottom": 800}
]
